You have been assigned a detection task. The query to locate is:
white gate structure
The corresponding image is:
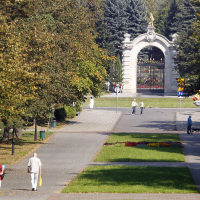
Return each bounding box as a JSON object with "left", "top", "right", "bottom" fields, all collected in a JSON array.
[{"left": 122, "top": 26, "right": 179, "bottom": 95}]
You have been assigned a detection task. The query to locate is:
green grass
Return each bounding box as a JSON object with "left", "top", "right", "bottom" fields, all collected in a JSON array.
[
  {"left": 82, "top": 97, "right": 196, "bottom": 108},
  {"left": 94, "top": 133, "right": 185, "bottom": 162},
  {"left": 62, "top": 165, "right": 198, "bottom": 193},
  {"left": 105, "top": 133, "right": 181, "bottom": 143},
  {"left": 0, "top": 131, "right": 53, "bottom": 165}
]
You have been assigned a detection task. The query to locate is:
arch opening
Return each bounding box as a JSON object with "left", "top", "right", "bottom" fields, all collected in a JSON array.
[{"left": 137, "top": 46, "right": 165, "bottom": 93}]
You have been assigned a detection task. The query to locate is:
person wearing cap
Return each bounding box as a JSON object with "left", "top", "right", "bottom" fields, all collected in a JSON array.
[
  {"left": 28, "top": 153, "right": 42, "bottom": 191},
  {"left": 132, "top": 99, "right": 138, "bottom": 115},
  {"left": 187, "top": 115, "right": 192, "bottom": 134}
]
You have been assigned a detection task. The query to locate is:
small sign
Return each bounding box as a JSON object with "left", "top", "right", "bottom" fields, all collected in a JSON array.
[{"left": 178, "top": 91, "right": 183, "bottom": 96}]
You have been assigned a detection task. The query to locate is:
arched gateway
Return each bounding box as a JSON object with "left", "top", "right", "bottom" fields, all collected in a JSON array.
[{"left": 122, "top": 26, "right": 179, "bottom": 95}]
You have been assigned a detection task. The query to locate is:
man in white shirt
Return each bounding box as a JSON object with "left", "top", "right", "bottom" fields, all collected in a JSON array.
[
  {"left": 28, "top": 153, "right": 42, "bottom": 191},
  {"left": 132, "top": 99, "right": 138, "bottom": 115}
]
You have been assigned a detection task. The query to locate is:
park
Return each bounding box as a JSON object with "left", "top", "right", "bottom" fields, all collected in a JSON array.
[{"left": 1, "top": 0, "right": 200, "bottom": 199}]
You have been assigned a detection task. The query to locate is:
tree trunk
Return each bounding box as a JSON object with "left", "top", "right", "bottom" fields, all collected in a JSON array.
[
  {"left": 15, "top": 128, "right": 23, "bottom": 138},
  {"left": 2, "top": 127, "right": 10, "bottom": 143}
]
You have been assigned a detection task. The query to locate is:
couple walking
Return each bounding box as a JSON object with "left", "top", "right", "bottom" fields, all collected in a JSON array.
[{"left": 132, "top": 99, "right": 144, "bottom": 115}]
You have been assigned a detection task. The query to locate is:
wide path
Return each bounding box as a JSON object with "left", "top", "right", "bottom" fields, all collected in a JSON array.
[{"left": 1, "top": 108, "right": 200, "bottom": 200}]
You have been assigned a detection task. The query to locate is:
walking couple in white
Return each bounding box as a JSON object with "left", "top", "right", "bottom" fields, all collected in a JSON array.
[{"left": 132, "top": 99, "right": 144, "bottom": 115}]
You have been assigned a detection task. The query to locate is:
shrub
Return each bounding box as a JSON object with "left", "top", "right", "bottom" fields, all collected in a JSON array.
[
  {"left": 64, "top": 106, "right": 76, "bottom": 119},
  {"left": 75, "top": 101, "right": 82, "bottom": 112},
  {"left": 54, "top": 107, "right": 66, "bottom": 121}
]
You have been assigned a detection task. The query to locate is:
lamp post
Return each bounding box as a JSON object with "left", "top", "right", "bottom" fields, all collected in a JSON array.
[
  {"left": 115, "top": 84, "right": 120, "bottom": 113},
  {"left": 51, "top": 107, "right": 55, "bottom": 129},
  {"left": 12, "top": 125, "right": 15, "bottom": 155},
  {"left": 34, "top": 118, "right": 37, "bottom": 141}
]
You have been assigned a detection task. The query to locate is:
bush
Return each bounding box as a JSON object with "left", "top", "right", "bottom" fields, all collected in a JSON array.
[
  {"left": 64, "top": 106, "right": 76, "bottom": 119},
  {"left": 75, "top": 102, "right": 82, "bottom": 112},
  {"left": 55, "top": 104, "right": 80, "bottom": 121},
  {"left": 54, "top": 107, "right": 66, "bottom": 121}
]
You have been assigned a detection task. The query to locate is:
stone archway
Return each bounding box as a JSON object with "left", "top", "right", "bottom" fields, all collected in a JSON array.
[{"left": 122, "top": 26, "right": 179, "bottom": 95}]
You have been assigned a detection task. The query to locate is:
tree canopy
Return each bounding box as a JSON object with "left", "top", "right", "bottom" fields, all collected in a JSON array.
[{"left": 0, "top": 0, "right": 112, "bottom": 141}]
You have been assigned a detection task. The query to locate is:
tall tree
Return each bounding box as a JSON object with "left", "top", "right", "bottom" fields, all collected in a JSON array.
[
  {"left": 174, "top": 26, "right": 198, "bottom": 76},
  {"left": 165, "top": 0, "right": 196, "bottom": 40},
  {"left": 153, "top": 2, "right": 171, "bottom": 36},
  {"left": 103, "top": 0, "right": 148, "bottom": 56},
  {"left": 126, "top": 0, "right": 148, "bottom": 40},
  {"left": 143, "top": 0, "right": 156, "bottom": 17},
  {"left": 103, "top": 0, "right": 128, "bottom": 56}
]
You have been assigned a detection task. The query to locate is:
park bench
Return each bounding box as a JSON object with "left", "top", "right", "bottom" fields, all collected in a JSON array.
[{"left": 192, "top": 127, "right": 200, "bottom": 133}]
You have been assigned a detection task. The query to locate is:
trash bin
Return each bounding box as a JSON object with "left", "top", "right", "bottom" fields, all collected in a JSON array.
[
  {"left": 52, "top": 120, "right": 56, "bottom": 127},
  {"left": 40, "top": 131, "right": 45, "bottom": 140}
]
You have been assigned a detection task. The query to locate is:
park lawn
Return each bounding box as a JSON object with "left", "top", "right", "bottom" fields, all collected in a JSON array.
[
  {"left": 94, "top": 133, "right": 185, "bottom": 162},
  {"left": 82, "top": 97, "right": 196, "bottom": 108},
  {"left": 62, "top": 165, "right": 198, "bottom": 193},
  {"left": 0, "top": 131, "right": 53, "bottom": 165}
]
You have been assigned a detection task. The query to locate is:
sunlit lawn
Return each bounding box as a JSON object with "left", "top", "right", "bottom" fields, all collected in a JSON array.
[
  {"left": 94, "top": 133, "right": 185, "bottom": 162},
  {"left": 0, "top": 131, "right": 53, "bottom": 165},
  {"left": 82, "top": 97, "right": 195, "bottom": 108},
  {"left": 62, "top": 165, "right": 198, "bottom": 193}
]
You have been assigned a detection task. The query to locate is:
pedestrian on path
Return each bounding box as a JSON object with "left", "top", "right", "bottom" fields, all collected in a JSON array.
[
  {"left": 89, "top": 97, "right": 94, "bottom": 109},
  {"left": 132, "top": 99, "right": 138, "bottom": 115},
  {"left": 187, "top": 115, "right": 192, "bottom": 134},
  {"left": 28, "top": 153, "right": 42, "bottom": 191},
  {"left": 140, "top": 100, "right": 144, "bottom": 115},
  {"left": 0, "top": 164, "right": 4, "bottom": 189}
]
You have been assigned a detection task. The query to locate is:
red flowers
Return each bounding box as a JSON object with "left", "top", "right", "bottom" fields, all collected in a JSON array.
[{"left": 125, "top": 142, "right": 137, "bottom": 146}]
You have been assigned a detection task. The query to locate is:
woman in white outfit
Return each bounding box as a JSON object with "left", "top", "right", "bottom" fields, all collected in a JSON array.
[{"left": 89, "top": 97, "right": 94, "bottom": 109}]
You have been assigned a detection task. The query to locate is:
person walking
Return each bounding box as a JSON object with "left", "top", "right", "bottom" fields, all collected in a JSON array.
[
  {"left": 132, "top": 99, "right": 138, "bottom": 115},
  {"left": 28, "top": 153, "right": 42, "bottom": 191},
  {"left": 89, "top": 97, "right": 94, "bottom": 109},
  {"left": 140, "top": 100, "right": 144, "bottom": 115},
  {"left": 0, "top": 164, "right": 4, "bottom": 189},
  {"left": 187, "top": 115, "right": 192, "bottom": 134}
]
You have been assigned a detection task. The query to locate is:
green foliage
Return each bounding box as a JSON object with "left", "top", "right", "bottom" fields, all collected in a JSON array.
[
  {"left": 102, "top": 0, "right": 148, "bottom": 56},
  {"left": 0, "top": 0, "right": 112, "bottom": 140},
  {"left": 174, "top": 26, "right": 198, "bottom": 76},
  {"left": 75, "top": 102, "right": 82, "bottom": 112},
  {"left": 64, "top": 106, "right": 76, "bottom": 119},
  {"left": 54, "top": 107, "right": 66, "bottom": 121},
  {"left": 142, "top": 0, "right": 156, "bottom": 17},
  {"left": 165, "top": 0, "right": 196, "bottom": 40},
  {"left": 154, "top": 4, "right": 170, "bottom": 36},
  {"left": 108, "top": 54, "right": 122, "bottom": 83}
]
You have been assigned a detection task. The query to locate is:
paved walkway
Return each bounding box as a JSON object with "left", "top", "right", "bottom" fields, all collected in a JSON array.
[
  {"left": 1, "top": 108, "right": 200, "bottom": 200},
  {"left": 176, "top": 110, "right": 200, "bottom": 131},
  {"left": 60, "top": 109, "right": 122, "bottom": 132}
]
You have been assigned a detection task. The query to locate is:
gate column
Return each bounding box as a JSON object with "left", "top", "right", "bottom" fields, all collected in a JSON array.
[{"left": 122, "top": 33, "right": 135, "bottom": 93}]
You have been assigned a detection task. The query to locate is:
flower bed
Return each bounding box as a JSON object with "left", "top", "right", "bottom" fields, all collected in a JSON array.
[
  {"left": 125, "top": 142, "right": 137, "bottom": 146},
  {"left": 104, "top": 141, "right": 183, "bottom": 148}
]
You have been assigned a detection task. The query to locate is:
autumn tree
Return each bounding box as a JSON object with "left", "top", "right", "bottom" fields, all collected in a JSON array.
[
  {"left": 0, "top": 15, "right": 38, "bottom": 141},
  {"left": 0, "top": 0, "right": 112, "bottom": 142}
]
